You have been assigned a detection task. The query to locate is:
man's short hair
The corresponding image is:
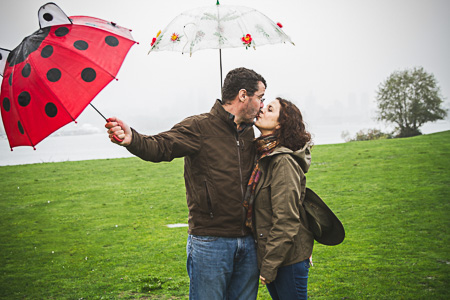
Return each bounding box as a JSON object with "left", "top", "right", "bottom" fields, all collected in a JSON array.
[{"left": 221, "top": 67, "right": 267, "bottom": 104}]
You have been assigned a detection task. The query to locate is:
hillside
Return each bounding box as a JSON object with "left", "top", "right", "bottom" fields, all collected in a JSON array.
[{"left": 0, "top": 131, "right": 449, "bottom": 299}]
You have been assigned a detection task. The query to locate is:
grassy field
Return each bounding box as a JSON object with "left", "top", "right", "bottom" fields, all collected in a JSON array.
[{"left": 0, "top": 131, "right": 449, "bottom": 299}]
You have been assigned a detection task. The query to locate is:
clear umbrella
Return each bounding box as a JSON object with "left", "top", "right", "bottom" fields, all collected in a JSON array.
[{"left": 148, "top": 0, "right": 294, "bottom": 87}]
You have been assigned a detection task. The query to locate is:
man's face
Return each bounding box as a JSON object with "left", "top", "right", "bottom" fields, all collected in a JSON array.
[{"left": 240, "top": 81, "right": 265, "bottom": 123}]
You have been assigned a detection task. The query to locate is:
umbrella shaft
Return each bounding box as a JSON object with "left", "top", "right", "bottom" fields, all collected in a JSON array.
[
  {"left": 219, "top": 49, "right": 223, "bottom": 91},
  {"left": 90, "top": 103, "right": 107, "bottom": 121}
]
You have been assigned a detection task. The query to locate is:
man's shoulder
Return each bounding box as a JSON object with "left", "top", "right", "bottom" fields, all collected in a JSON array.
[
  {"left": 175, "top": 108, "right": 209, "bottom": 121},
  {"left": 173, "top": 111, "right": 220, "bottom": 133},
  {"left": 181, "top": 111, "right": 214, "bottom": 124}
]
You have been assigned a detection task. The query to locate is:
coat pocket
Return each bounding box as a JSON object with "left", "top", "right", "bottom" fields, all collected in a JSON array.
[
  {"left": 255, "top": 185, "right": 272, "bottom": 209},
  {"left": 204, "top": 181, "right": 214, "bottom": 219}
]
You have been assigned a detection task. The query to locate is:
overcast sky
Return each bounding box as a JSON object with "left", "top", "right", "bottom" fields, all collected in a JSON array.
[{"left": 1, "top": 0, "right": 449, "bottom": 146}]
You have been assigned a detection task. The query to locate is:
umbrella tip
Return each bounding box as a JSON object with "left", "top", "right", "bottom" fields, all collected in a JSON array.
[
  {"left": 33, "top": 146, "right": 36, "bottom": 151},
  {"left": 216, "top": 0, "right": 220, "bottom": 5}
]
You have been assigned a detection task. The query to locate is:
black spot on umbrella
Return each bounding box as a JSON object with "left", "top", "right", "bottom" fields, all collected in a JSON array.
[
  {"left": 18, "top": 121, "right": 24, "bottom": 134},
  {"left": 3, "top": 98, "right": 10, "bottom": 112},
  {"left": 43, "top": 13, "right": 53, "bottom": 22},
  {"left": 22, "top": 63, "right": 31, "bottom": 78},
  {"left": 7, "top": 28, "right": 50, "bottom": 67},
  {"left": 0, "top": 53, "right": 2, "bottom": 60},
  {"left": 55, "top": 27, "right": 69, "bottom": 37},
  {"left": 45, "top": 102, "right": 58, "bottom": 117},
  {"left": 18, "top": 91, "right": 31, "bottom": 107},
  {"left": 81, "top": 68, "right": 96, "bottom": 82},
  {"left": 47, "top": 68, "right": 62, "bottom": 82},
  {"left": 74, "top": 40, "right": 89, "bottom": 50},
  {"left": 9, "top": 73, "right": 12, "bottom": 86},
  {"left": 41, "top": 45, "right": 53, "bottom": 58},
  {"left": 105, "top": 36, "right": 119, "bottom": 47}
]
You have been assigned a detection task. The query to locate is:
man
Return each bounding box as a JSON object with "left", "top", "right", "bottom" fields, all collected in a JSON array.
[{"left": 106, "top": 67, "right": 266, "bottom": 299}]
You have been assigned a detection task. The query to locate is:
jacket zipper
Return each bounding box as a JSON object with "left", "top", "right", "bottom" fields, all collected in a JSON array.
[
  {"left": 236, "top": 134, "right": 247, "bottom": 236},
  {"left": 236, "top": 139, "right": 244, "bottom": 198}
]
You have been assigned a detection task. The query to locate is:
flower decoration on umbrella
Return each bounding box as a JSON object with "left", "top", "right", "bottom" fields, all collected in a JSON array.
[
  {"left": 151, "top": 30, "right": 162, "bottom": 47},
  {"left": 171, "top": 33, "right": 181, "bottom": 42},
  {"left": 241, "top": 34, "right": 253, "bottom": 49}
]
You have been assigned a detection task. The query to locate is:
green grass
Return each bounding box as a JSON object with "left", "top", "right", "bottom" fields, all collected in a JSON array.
[{"left": 0, "top": 131, "right": 449, "bottom": 299}]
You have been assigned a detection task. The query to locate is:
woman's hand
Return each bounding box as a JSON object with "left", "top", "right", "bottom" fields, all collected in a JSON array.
[{"left": 260, "top": 275, "right": 271, "bottom": 285}]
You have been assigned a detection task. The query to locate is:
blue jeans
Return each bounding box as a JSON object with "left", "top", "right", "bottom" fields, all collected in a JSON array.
[
  {"left": 186, "top": 234, "right": 259, "bottom": 300},
  {"left": 266, "top": 259, "right": 310, "bottom": 300}
]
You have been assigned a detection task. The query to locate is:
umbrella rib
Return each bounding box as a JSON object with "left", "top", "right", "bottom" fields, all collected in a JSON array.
[{"left": 7, "top": 65, "right": 37, "bottom": 149}]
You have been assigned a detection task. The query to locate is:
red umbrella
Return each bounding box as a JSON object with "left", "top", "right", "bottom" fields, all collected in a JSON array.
[{"left": 0, "top": 2, "right": 136, "bottom": 150}]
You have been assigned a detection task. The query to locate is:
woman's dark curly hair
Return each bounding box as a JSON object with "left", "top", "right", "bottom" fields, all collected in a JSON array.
[{"left": 273, "top": 97, "right": 312, "bottom": 151}]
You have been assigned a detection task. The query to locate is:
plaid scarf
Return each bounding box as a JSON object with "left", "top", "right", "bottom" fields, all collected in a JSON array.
[{"left": 243, "top": 135, "right": 279, "bottom": 230}]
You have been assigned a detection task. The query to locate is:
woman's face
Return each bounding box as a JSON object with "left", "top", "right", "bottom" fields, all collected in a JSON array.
[{"left": 255, "top": 99, "right": 281, "bottom": 135}]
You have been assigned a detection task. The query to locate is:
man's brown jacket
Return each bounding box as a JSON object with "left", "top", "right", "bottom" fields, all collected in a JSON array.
[{"left": 126, "top": 100, "right": 256, "bottom": 237}]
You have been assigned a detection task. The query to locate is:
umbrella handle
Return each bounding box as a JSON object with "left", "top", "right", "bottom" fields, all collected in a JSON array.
[
  {"left": 113, "top": 135, "right": 124, "bottom": 143},
  {"left": 106, "top": 118, "right": 124, "bottom": 143}
]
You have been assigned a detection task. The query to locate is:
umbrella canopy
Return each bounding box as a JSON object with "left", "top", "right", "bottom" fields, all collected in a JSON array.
[
  {"left": 0, "top": 2, "right": 136, "bottom": 150},
  {"left": 148, "top": 1, "right": 294, "bottom": 85}
]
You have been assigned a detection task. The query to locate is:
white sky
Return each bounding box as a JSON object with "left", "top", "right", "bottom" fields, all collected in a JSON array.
[{"left": 1, "top": 0, "right": 449, "bottom": 146}]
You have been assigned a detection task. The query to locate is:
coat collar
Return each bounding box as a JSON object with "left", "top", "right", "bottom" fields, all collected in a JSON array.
[
  {"left": 260, "top": 144, "right": 311, "bottom": 174},
  {"left": 210, "top": 99, "right": 254, "bottom": 131},
  {"left": 254, "top": 144, "right": 311, "bottom": 197},
  {"left": 210, "top": 99, "right": 231, "bottom": 121}
]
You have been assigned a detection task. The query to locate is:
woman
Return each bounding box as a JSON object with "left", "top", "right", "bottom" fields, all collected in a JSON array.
[{"left": 244, "top": 97, "right": 314, "bottom": 299}]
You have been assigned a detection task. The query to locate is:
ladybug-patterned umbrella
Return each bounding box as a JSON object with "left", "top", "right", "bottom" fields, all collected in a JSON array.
[{"left": 0, "top": 2, "right": 136, "bottom": 150}]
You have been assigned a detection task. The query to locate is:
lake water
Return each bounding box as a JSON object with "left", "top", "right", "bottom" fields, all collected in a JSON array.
[
  {"left": 1, "top": 122, "right": 448, "bottom": 166},
  {"left": 0, "top": 134, "right": 133, "bottom": 166},
  {"left": 0, "top": 128, "right": 342, "bottom": 166}
]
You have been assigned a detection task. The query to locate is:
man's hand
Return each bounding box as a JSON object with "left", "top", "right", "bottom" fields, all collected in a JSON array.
[{"left": 105, "top": 117, "right": 132, "bottom": 146}]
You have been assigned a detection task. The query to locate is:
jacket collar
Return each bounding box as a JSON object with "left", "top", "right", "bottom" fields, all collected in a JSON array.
[
  {"left": 254, "top": 144, "right": 311, "bottom": 198},
  {"left": 211, "top": 99, "right": 253, "bottom": 131}
]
